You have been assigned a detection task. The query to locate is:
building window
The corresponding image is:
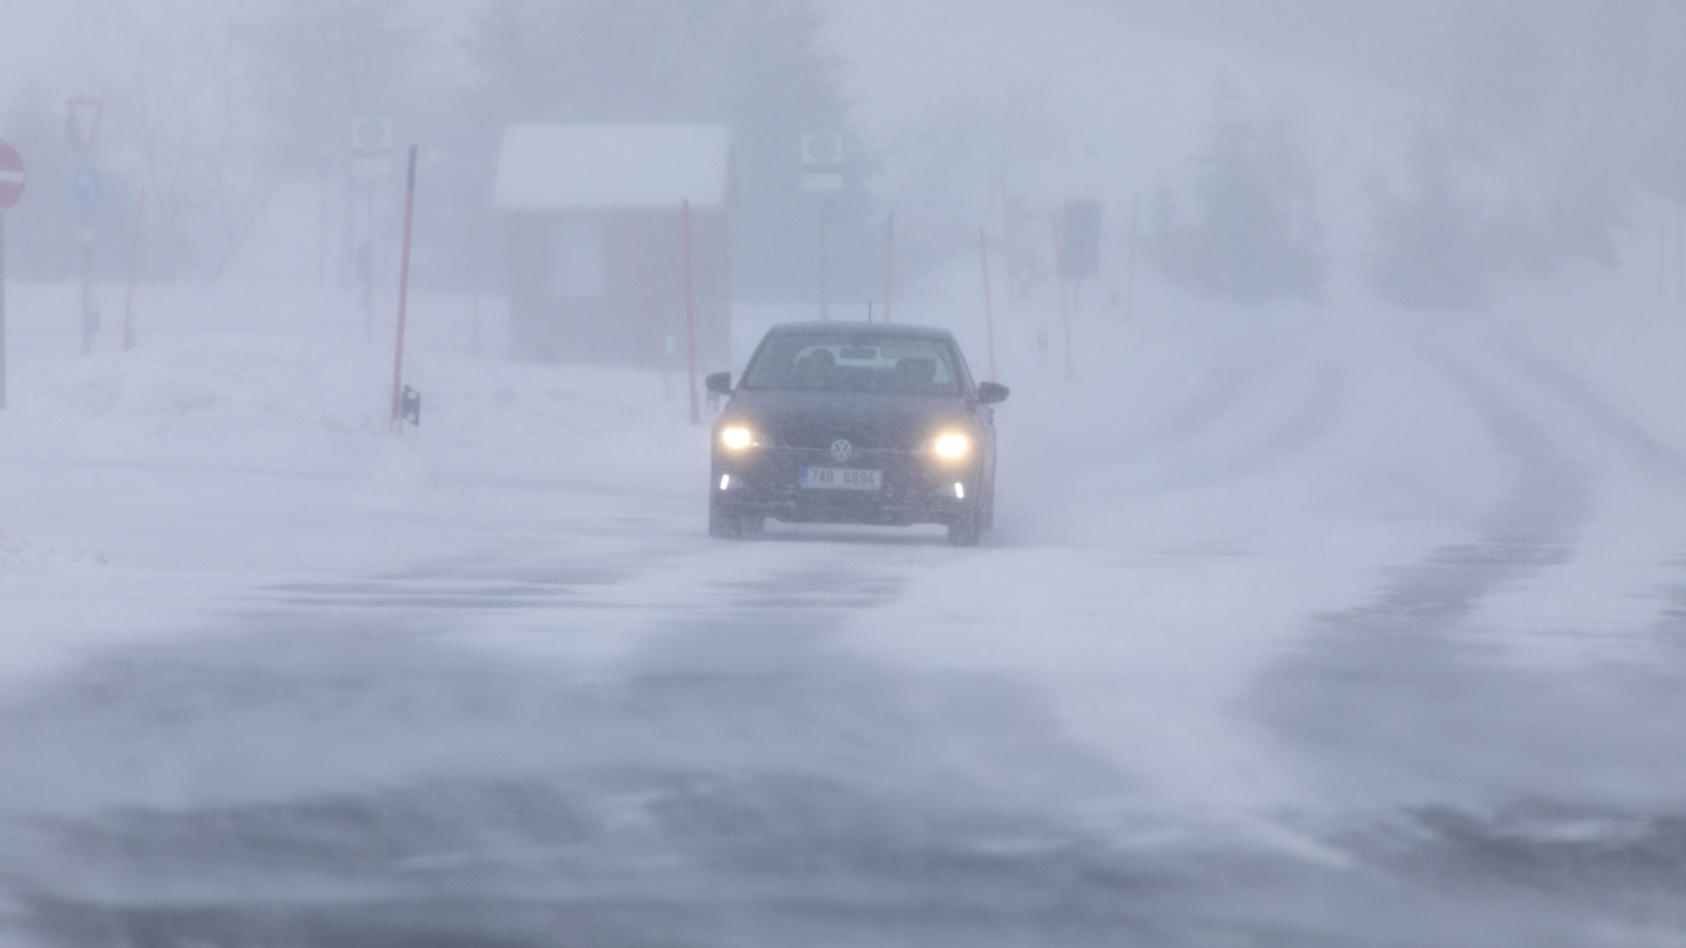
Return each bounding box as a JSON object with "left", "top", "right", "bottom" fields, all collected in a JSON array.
[{"left": 545, "top": 216, "right": 606, "bottom": 299}]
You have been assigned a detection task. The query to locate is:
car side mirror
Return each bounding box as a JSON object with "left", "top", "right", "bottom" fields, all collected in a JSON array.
[
  {"left": 705, "top": 372, "right": 733, "bottom": 396},
  {"left": 976, "top": 381, "right": 1009, "bottom": 405}
]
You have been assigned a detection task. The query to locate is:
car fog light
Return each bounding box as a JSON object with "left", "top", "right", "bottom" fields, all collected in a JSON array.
[
  {"left": 720, "top": 474, "right": 732, "bottom": 491},
  {"left": 953, "top": 482, "right": 966, "bottom": 499}
]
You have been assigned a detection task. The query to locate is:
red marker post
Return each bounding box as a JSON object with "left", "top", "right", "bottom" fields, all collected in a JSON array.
[
  {"left": 390, "top": 145, "right": 418, "bottom": 429},
  {"left": 978, "top": 223, "right": 998, "bottom": 381},
  {"left": 0, "top": 141, "right": 26, "bottom": 410},
  {"left": 683, "top": 199, "right": 699, "bottom": 426}
]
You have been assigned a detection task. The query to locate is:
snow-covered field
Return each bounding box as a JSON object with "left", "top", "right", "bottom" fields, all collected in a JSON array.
[{"left": 3, "top": 269, "right": 1685, "bottom": 944}]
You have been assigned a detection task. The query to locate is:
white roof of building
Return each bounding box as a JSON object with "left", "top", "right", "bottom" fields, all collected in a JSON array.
[{"left": 494, "top": 124, "right": 735, "bottom": 211}]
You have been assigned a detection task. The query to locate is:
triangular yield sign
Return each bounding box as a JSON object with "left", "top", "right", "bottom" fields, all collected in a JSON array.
[{"left": 65, "top": 97, "right": 105, "bottom": 155}]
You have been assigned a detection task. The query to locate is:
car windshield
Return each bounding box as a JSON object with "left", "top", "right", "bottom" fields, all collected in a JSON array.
[{"left": 742, "top": 333, "right": 961, "bottom": 395}]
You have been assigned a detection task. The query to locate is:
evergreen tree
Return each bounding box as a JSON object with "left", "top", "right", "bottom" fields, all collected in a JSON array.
[
  {"left": 239, "top": 0, "right": 425, "bottom": 176},
  {"left": 1368, "top": 127, "right": 1491, "bottom": 310},
  {"left": 1150, "top": 85, "right": 1324, "bottom": 304}
]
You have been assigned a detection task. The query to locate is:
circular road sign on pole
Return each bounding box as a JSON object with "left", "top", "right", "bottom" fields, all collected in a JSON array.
[{"left": 74, "top": 165, "right": 101, "bottom": 212}]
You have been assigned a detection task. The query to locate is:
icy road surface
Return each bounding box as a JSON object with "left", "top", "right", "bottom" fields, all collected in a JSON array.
[{"left": 2, "top": 289, "right": 1685, "bottom": 946}]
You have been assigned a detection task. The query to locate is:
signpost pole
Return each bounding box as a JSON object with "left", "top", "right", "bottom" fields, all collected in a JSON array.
[
  {"left": 819, "top": 195, "right": 831, "bottom": 322},
  {"left": 978, "top": 223, "right": 998, "bottom": 382},
  {"left": 683, "top": 199, "right": 700, "bottom": 426},
  {"left": 80, "top": 227, "right": 94, "bottom": 356},
  {"left": 883, "top": 210, "right": 895, "bottom": 324},
  {"left": 123, "top": 191, "right": 144, "bottom": 350},
  {"left": 67, "top": 100, "right": 104, "bottom": 357},
  {"left": 390, "top": 146, "right": 418, "bottom": 429}
]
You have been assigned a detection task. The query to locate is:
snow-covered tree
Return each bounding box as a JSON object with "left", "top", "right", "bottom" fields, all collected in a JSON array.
[
  {"left": 1367, "top": 127, "right": 1491, "bottom": 310},
  {"left": 1150, "top": 84, "right": 1325, "bottom": 304}
]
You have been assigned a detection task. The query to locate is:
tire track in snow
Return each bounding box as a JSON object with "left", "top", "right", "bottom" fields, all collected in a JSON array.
[
  {"left": 1250, "top": 351, "right": 1686, "bottom": 932},
  {"left": 1251, "top": 349, "right": 1594, "bottom": 800},
  {"left": 1495, "top": 343, "right": 1686, "bottom": 486},
  {"left": 1127, "top": 352, "right": 1286, "bottom": 455},
  {"left": 1491, "top": 341, "right": 1686, "bottom": 662},
  {"left": 1129, "top": 362, "right": 1347, "bottom": 495},
  {"left": 1010, "top": 358, "right": 1344, "bottom": 546}
]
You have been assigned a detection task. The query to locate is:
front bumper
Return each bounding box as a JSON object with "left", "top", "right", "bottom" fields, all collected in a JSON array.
[{"left": 713, "top": 447, "right": 975, "bottom": 526}]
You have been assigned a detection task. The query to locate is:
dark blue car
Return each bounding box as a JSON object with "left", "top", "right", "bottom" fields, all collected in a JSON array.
[{"left": 706, "top": 322, "right": 1008, "bottom": 546}]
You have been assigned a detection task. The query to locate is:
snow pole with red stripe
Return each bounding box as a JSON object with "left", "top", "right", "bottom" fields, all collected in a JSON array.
[{"left": 390, "top": 145, "right": 418, "bottom": 429}]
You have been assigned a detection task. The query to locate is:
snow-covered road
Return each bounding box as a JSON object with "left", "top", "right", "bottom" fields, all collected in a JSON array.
[{"left": 2, "top": 287, "right": 1684, "bottom": 945}]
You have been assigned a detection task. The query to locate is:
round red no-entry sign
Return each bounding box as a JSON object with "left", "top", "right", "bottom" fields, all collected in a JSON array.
[{"left": 0, "top": 142, "right": 24, "bottom": 210}]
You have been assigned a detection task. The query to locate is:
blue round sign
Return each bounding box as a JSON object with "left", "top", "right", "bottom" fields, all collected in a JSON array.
[{"left": 73, "top": 165, "right": 101, "bottom": 211}]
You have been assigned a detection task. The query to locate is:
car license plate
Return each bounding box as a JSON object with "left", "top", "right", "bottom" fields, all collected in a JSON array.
[{"left": 799, "top": 467, "right": 882, "bottom": 490}]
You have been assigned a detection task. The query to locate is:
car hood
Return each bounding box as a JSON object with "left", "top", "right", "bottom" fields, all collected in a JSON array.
[{"left": 722, "top": 389, "right": 973, "bottom": 452}]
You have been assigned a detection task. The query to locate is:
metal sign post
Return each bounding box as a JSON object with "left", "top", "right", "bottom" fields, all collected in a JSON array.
[
  {"left": 67, "top": 98, "right": 103, "bottom": 357},
  {"left": 882, "top": 211, "right": 895, "bottom": 324},
  {"left": 802, "top": 132, "right": 844, "bottom": 321},
  {"left": 75, "top": 165, "right": 101, "bottom": 355},
  {"left": 0, "top": 141, "right": 24, "bottom": 409}
]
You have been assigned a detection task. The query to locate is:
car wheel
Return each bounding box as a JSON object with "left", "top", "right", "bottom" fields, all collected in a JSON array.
[
  {"left": 980, "top": 476, "right": 997, "bottom": 532},
  {"left": 947, "top": 502, "right": 981, "bottom": 547},
  {"left": 709, "top": 497, "right": 743, "bottom": 539},
  {"left": 739, "top": 513, "right": 766, "bottom": 538}
]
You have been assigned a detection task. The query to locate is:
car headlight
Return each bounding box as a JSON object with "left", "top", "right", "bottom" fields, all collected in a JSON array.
[
  {"left": 933, "top": 432, "right": 970, "bottom": 460},
  {"left": 720, "top": 426, "right": 755, "bottom": 450}
]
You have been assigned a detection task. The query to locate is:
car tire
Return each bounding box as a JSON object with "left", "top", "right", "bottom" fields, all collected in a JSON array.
[
  {"left": 709, "top": 497, "right": 743, "bottom": 539},
  {"left": 947, "top": 502, "right": 981, "bottom": 547}
]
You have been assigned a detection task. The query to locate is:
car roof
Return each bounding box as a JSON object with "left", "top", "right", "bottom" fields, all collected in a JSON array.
[{"left": 765, "top": 321, "right": 955, "bottom": 341}]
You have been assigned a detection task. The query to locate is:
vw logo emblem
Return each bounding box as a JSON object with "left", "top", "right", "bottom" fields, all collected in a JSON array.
[{"left": 829, "top": 438, "right": 855, "bottom": 463}]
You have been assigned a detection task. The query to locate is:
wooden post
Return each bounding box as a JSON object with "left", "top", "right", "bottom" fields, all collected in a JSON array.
[{"left": 683, "top": 199, "right": 699, "bottom": 426}]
